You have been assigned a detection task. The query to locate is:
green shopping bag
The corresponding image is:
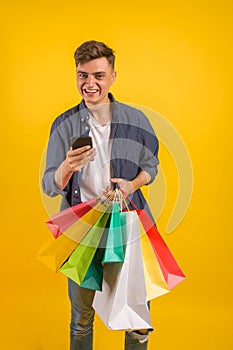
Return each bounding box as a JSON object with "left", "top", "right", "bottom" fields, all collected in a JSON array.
[
  {"left": 102, "top": 203, "right": 126, "bottom": 264},
  {"left": 60, "top": 210, "right": 110, "bottom": 285},
  {"left": 80, "top": 243, "right": 106, "bottom": 291}
]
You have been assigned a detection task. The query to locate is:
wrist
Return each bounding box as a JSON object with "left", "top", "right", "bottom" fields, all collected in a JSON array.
[
  {"left": 129, "top": 180, "right": 137, "bottom": 194},
  {"left": 62, "top": 158, "right": 75, "bottom": 175},
  {"left": 130, "top": 171, "right": 151, "bottom": 193},
  {"left": 55, "top": 159, "right": 74, "bottom": 190}
]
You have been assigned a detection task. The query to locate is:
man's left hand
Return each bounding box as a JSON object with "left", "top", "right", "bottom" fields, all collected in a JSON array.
[{"left": 110, "top": 178, "right": 134, "bottom": 195}]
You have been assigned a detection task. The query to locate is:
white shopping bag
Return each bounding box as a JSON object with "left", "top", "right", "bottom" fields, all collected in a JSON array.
[{"left": 93, "top": 211, "right": 152, "bottom": 330}]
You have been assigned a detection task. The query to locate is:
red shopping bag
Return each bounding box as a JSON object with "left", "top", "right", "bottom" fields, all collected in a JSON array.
[
  {"left": 46, "top": 198, "right": 97, "bottom": 238},
  {"left": 137, "top": 209, "right": 185, "bottom": 289},
  {"left": 38, "top": 201, "right": 109, "bottom": 272},
  {"left": 121, "top": 191, "right": 185, "bottom": 290}
]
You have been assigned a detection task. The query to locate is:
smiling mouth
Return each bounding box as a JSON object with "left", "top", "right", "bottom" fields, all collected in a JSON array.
[{"left": 84, "top": 89, "right": 99, "bottom": 94}]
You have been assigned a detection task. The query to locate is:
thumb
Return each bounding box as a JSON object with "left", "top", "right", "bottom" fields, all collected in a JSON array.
[{"left": 111, "top": 178, "right": 123, "bottom": 183}]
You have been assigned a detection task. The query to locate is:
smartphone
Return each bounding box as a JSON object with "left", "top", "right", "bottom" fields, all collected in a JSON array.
[{"left": 70, "top": 136, "right": 93, "bottom": 150}]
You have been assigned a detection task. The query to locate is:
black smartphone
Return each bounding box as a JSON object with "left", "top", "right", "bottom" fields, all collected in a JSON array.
[{"left": 70, "top": 136, "right": 93, "bottom": 150}]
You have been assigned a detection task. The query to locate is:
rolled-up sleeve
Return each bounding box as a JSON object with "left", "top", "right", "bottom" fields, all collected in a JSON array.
[
  {"left": 42, "top": 124, "right": 69, "bottom": 197},
  {"left": 139, "top": 114, "right": 159, "bottom": 184}
]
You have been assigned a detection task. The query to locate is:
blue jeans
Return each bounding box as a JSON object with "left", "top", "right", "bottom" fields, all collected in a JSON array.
[{"left": 68, "top": 279, "right": 149, "bottom": 350}]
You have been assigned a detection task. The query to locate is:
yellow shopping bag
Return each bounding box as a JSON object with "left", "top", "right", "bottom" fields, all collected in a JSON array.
[
  {"left": 139, "top": 220, "right": 169, "bottom": 301},
  {"left": 38, "top": 202, "right": 108, "bottom": 272},
  {"left": 62, "top": 202, "right": 107, "bottom": 242},
  {"left": 37, "top": 235, "right": 77, "bottom": 272}
]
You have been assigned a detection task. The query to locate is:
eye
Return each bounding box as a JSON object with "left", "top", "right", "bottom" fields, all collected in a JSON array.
[
  {"left": 95, "top": 73, "right": 105, "bottom": 80},
  {"left": 78, "top": 73, "right": 88, "bottom": 79}
]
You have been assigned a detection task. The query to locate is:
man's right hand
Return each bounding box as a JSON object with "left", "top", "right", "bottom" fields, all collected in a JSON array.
[
  {"left": 55, "top": 145, "right": 96, "bottom": 190},
  {"left": 65, "top": 145, "right": 96, "bottom": 172}
]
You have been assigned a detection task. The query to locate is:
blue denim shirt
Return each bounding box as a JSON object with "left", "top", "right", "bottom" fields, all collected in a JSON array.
[{"left": 42, "top": 94, "right": 159, "bottom": 215}]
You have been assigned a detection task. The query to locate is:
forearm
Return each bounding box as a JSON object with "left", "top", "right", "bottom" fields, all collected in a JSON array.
[
  {"left": 130, "top": 170, "right": 151, "bottom": 192},
  {"left": 55, "top": 159, "right": 74, "bottom": 190},
  {"left": 111, "top": 171, "right": 151, "bottom": 196}
]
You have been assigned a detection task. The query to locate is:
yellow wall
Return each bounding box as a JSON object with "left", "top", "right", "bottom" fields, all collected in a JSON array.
[{"left": 1, "top": 0, "right": 232, "bottom": 349}]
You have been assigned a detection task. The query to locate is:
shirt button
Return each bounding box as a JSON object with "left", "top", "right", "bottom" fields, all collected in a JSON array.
[
  {"left": 86, "top": 115, "right": 90, "bottom": 120},
  {"left": 74, "top": 190, "right": 78, "bottom": 194},
  {"left": 81, "top": 117, "right": 84, "bottom": 122},
  {"left": 85, "top": 126, "right": 89, "bottom": 130}
]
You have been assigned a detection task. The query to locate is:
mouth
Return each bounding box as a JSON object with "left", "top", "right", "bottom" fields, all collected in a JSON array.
[{"left": 83, "top": 88, "right": 99, "bottom": 95}]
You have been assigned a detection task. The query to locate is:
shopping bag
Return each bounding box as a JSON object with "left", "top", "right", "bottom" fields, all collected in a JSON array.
[
  {"left": 38, "top": 202, "right": 108, "bottom": 272},
  {"left": 102, "top": 203, "right": 125, "bottom": 264},
  {"left": 63, "top": 202, "right": 107, "bottom": 243},
  {"left": 138, "top": 220, "right": 169, "bottom": 301},
  {"left": 137, "top": 209, "right": 185, "bottom": 289},
  {"left": 80, "top": 243, "right": 106, "bottom": 291},
  {"left": 60, "top": 210, "right": 110, "bottom": 285},
  {"left": 93, "top": 211, "right": 152, "bottom": 330},
  {"left": 46, "top": 198, "right": 97, "bottom": 238},
  {"left": 37, "top": 234, "right": 77, "bottom": 272}
]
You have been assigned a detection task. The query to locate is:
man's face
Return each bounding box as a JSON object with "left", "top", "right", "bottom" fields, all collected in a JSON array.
[{"left": 76, "top": 57, "right": 116, "bottom": 107}]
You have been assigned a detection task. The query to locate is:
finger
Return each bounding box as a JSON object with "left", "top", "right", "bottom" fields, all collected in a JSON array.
[
  {"left": 70, "top": 148, "right": 96, "bottom": 162},
  {"left": 111, "top": 178, "right": 123, "bottom": 183},
  {"left": 70, "top": 145, "right": 92, "bottom": 156},
  {"left": 67, "top": 148, "right": 96, "bottom": 170},
  {"left": 72, "top": 154, "right": 94, "bottom": 168},
  {"left": 103, "top": 189, "right": 114, "bottom": 197},
  {"left": 105, "top": 186, "right": 112, "bottom": 192}
]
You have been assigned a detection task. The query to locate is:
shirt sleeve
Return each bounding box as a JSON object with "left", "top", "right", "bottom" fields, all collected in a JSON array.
[
  {"left": 42, "top": 123, "right": 69, "bottom": 197},
  {"left": 138, "top": 114, "right": 159, "bottom": 184}
]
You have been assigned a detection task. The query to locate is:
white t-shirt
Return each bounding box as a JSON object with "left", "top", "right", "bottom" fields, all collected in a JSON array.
[{"left": 80, "top": 115, "right": 112, "bottom": 201}]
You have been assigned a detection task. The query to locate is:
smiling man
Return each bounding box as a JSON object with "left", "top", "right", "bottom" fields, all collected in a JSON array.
[
  {"left": 76, "top": 56, "right": 116, "bottom": 106},
  {"left": 42, "top": 40, "right": 159, "bottom": 350}
]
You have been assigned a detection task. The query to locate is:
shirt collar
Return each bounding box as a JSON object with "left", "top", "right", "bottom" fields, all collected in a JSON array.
[{"left": 79, "top": 93, "right": 117, "bottom": 121}]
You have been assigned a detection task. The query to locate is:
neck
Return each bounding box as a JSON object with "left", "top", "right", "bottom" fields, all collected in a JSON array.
[{"left": 87, "top": 102, "right": 112, "bottom": 125}]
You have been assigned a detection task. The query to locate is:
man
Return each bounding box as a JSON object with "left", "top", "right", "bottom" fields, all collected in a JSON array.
[{"left": 42, "top": 40, "right": 159, "bottom": 350}]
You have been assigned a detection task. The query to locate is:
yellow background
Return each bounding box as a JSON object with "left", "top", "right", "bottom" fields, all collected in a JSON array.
[{"left": 1, "top": 0, "right": 232, "bottom": 349}]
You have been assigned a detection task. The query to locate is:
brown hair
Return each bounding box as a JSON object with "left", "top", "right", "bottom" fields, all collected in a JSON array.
[{"left": 74, "top": 40, "right": 115, "bottom": 70}]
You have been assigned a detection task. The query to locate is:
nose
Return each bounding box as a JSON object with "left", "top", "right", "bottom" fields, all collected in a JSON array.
[{"left": 86, "top": 74, "right": 95, "bottom": 87}]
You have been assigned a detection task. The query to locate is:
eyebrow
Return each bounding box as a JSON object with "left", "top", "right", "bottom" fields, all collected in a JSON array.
[{"left": 77, "top": 70, "right": 106, "bottom": 75}]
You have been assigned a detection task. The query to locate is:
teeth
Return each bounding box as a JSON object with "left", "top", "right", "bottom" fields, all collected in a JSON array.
[{"left": 86, "top": 89, "right": 97, "bottom": 93}]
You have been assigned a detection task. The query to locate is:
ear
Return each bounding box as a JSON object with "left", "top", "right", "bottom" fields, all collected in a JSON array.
[{"left": 111, "top": 71, "right": 117, "bottom": 84}]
